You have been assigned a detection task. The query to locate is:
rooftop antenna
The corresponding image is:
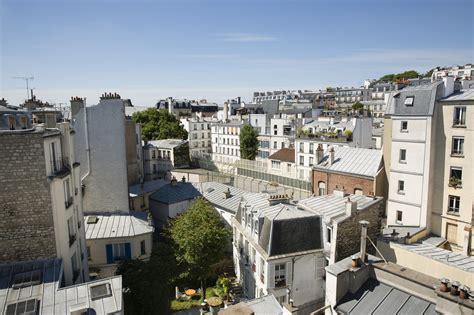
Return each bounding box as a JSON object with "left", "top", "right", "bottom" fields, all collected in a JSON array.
[{"left": 13, "top": 76, "right": 34, "bottom": 99}]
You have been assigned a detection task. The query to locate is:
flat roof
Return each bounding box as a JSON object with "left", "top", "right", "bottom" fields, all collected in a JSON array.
[
  {"left": 84, "top": 211, "right": 154, "bottom": 240},
  {"left": 146, "top": 139, "right": 187, "bottom": 149},
  {"left": 0, "top": 259, "right": 122, "bottom": 315}
]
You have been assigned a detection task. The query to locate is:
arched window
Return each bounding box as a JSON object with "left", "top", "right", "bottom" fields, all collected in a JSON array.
[{"left": 318, "top": 181, "right": 326, "bottom": 196}]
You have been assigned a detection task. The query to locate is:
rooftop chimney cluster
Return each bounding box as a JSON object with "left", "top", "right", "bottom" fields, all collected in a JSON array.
[
  {"left": 439, "top": 278, "right": 472, "bottom": 301},
  {"left": 70, "top": 96, "right": 84, "bottom": 101},
  {"left": 100, "top": 92, "right": 121, "bottom": 100}
]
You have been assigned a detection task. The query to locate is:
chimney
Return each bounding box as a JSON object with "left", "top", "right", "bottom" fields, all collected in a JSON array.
[
  {"left": 223, "top": 102, "right": 229, "bottom": 122},
  {"left": 237, "top": 96, "right": 241, "bottom": 104},
  {"left": 359, "top": 220, "right": 369, "bottom": 263},
  {"left": 316, "top": 144, "right": 324, "bottom": 163},
  {"left": 170, "top": 176, "right": 178, "bottom": 186},
  {"left": 345, "top": 197, "right": 357, "bottom": 217},
  {"left": 223, "top": 187, "right": 231, "bottom": 199},
  {"left": 181, "top": 176, "right": 186, "bottom": 182},
  {"left": 443, "top": 76, "right": 455, "bottom": 97},
  {"left": 329, "top": 146, "right": 335, "bottom": 165},
  {"left": 168, "top": 97, "right": 174, "bottom": 115}
]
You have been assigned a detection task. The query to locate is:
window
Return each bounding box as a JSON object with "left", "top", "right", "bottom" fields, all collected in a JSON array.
[
  {"left": 354, "top": 188, "right": 363, "bottom": 195},
  {"left": 140, "top": 240, "right": 146, "bottom": 255},
  {"left": 64, "top": 178, "right": 72, "bottom": 208},
  {"left": 446, "top": 223, "right": 457, "bottom": 244},
  {"left": 309, "top": 157, "right": 314, "bottom": 166},
  {"left": 90, "top": 283, "right": 112, "bottom": 300},
  {"left": 396, "top": 210, "right": 403, "bottom": 222},
  {"left": 401, "top": 121, "right": 408, "bottom": 132},
  {"left": 281, "top": 142, "right": 285, "bottom": 148},
  {"left": 274, "top": 264, "right": 286, "bottom": 287},
  {"left": 404, "top": 96, "right": 414, "bottom": 106},
  {"left": 398, "top": 180, "right": 405, "bottom": 194},
  {"left": 152, "top": 150, "right": 156, "bottom": 158},
  {"left": 152, "top": 164, "right": 156, "bottom": 173},
  {"left": 273, "top": 141, "right": 277, "bottom": 149},
  {"left": 6, "top": 299, "right": 38, "bottom": 315},
  {"left": 449, "top": 167, "right": 462, "bottom": 187},
  {"left": 274, "top": 130, "right": 277, "bottom": 135},
  {"left": 299, "top": 156, "right": 304, "bottom": 166},
  {"left": 71, "top": 252, "right": 78, "bottom": 274},
  {"left": 448, "top": 195, "right": 460, "bottom": 213},
  {"left": 113, "top": 243, "right": 127, "bottom": 260},
  {"left": 309, "top": 143, "right": 314, "bottom": 154},
  {"left": 87, "top": 246, "right": 91, "bottom": 260},
  {"left": 67, "top": 217, "right": 75, "bottom": 246},
  {"left": 451, "top": 137, "right": 464, "bottom": 155},
  {"left": 326, "top": 227, "right": 332, "bottom": 244},
  {"left": 20, "top": 116, "right": 27, "bottom": 129},
  {"left": 453, "top": 107, "right": 466, "bottom": 126},
  {"left": 399, "top": 149, "right": 407, "bottom": 163},
  {"left": 318, "top": 182, "right": 326, "bottom": 196},
  {"left": 299, "top": 143, "right": 304, "bottom": 153},
  {"left": 8, "top": 116, "right": 15, "bottom": 130},
  {"left": 271, "top": 160, "right": 281, "bottom": 169},
  {"left": 12, "top": 271, "right": 42, "bottom": 289}
]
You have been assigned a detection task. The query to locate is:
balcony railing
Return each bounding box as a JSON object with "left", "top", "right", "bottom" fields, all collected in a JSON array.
[
  {"left": 69, "top": 234, "right": 76, "bottom": 247},
  {"left": 65, "top": 197, "right": 73, "bottom": 209},
  {"left": 50, "top": 157, "right": 71, "bottom": 177}
]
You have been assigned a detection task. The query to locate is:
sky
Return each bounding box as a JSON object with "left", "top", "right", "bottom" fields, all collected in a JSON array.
[{"left": 1, "top": 0, "right": 473, "bottom": 107}]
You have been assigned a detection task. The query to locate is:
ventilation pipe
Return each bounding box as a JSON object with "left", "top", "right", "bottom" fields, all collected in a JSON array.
[{"left": 359, "top": 220, "right": 369, "bottom": 263}]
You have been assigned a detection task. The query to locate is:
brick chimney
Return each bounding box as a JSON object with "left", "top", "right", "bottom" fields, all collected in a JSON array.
[
  {"left": 316, "top": 144, "right": 324, "bottom": 163},
  {"left": 329, "top": 146, "right": 335, "bottom": 165}
]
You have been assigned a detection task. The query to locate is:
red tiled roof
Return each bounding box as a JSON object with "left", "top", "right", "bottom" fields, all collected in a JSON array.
[{"left": 268, "top": 148, "right": 295, "bottom": 163}]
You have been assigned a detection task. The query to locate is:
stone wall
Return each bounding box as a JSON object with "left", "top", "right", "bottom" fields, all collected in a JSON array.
[
  {"left": 0, "top": 131, "right": 57, "bottom": 261},
  {"left": 312, "top": 170, "right": 375, "bottom": 196},
  {"left": 335, "top": 199, "right": 384, "bottom": 261}
]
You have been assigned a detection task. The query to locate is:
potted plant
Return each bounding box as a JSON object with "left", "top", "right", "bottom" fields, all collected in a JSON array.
[{"left": 449, "top": 177, "right": 462, "bottom": 188}]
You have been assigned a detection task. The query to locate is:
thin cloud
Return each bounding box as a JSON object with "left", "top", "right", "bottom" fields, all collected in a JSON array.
[
  {"left": 180, "top": 53, "right": 240, "bottom": 59},
  {"left": 222, "top": 33, "right": 277, "bottom": 42}
]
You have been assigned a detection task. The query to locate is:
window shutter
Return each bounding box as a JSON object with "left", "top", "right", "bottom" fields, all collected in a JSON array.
[
  {"left": 316, "top": 257, "right": 326, "bottom": 279},
  {"left": 286, "top": 262, "right": 292, "bottom": 286},
  {"left": 268, "top": 264, "right": 275, "bottom": 288},
  {"left": 106, "top": 244, "right": 113, "bottom": 264},
  {"left": 125, "top": 243, "right": 132, "bottom": 259}
]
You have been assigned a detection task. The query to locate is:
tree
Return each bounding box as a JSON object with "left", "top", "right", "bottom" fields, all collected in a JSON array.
[
  {"left": 117, "top": 239, "right": 178, "bottom": 315},
  {"left": 132, "top": 108, "right": 188, "bottom": 141},
  {"left": 169, "top": 198, "right": 231, "bottom": 299},
  {"left": 378, "top": 70, "right": 421, "bottom": 83},
  {"left": 352, "top": 102, "right": 364, "bottom": 110},
  {"left": 239, "top": 124, "right": 259, "bottom": 160}
]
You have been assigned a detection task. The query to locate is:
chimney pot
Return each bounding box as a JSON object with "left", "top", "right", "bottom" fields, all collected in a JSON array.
[
  {"left": 440, "top": 278, "right": 450, "bottom": 292},
  {"left": 451, "top": 281, "right": 460, "bottom": 296},
  {"left": 359, "top": 220, "right": 369, "bottom": 263}
]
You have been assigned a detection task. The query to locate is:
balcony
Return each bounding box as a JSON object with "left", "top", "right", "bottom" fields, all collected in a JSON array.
[
  {"left": 69, "top": 234, "right": 76, "bottom": 247},
  {"left": 49, "top": 157, "right": 71, "bottom": 177},
  {"left": 65, "top": 197, "right": 73, "bottom": 209}
]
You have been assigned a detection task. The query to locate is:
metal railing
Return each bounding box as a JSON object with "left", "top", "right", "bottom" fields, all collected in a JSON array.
[{"left": 50, "top": 157, "right": 70, "bottom": 177}]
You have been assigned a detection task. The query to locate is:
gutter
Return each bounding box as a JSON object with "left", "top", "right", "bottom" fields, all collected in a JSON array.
[{"left": 81, "top": 105, "right": 91, "bottom": 182}]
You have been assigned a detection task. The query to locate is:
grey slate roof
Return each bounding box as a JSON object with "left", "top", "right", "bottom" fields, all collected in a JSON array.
[
  {"left": 0, "top": 259, "right": 122, "bottom": 315},
  {"left": 194, "top": 182, "right": 249, "bottom": 214},
  {"left": 385, "top": 81, "right": 444, "bottom": 116},
  {"left": 84, "top": 211, "right": 154, "bottom": 239},
  {"left": 440, "top": 88, "right": 474, "bottom": 101},
  {"left": 128, "top": 179, "right": 168, "bottom": 197},
  {"left": 336, "top": 279, "right": 436, "bottom": 315},
  {"left": 145, "top": 139, "right": 187, "bottom": 149},
  {"left": 150, "top": 182, "right": 202, "bottom": 205},
  {"left": 314, "top": 146, "right": 382, "bottom": 178}
]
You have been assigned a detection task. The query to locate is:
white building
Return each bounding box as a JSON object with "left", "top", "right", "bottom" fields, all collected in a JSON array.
[
  {"left": 211, "top": 119, "right": 244, "bottom": 165},
  {"left": 180, "top": 116, "right": 214, "bottom": 158},
  {"left": 143, "top": 139, "right": 189, "bottom": 180},
  {"left": 431, "top": 64, "right": 474, "bottom": 80},
  {"left": 233, "top": 194, "right": 326, "bottom": 313}
]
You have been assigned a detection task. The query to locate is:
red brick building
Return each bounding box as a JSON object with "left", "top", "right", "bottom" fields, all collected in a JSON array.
[{"left": 311, "top": 146, "right": 387, "bottom": 199}]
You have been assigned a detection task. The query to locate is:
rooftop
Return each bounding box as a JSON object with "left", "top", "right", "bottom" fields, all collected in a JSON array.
[
  {"left": 128, "top": 179, "right": 168, "bottom": 197},
  {"left": 194, "top": 182, "right": 250, "bottom": 214},
  {"left": 84, "top": 211, "right": 154, "bottom": 240},
  {"left": 149, "top": 181, "right": 202, "bottom": 205},
  {"left": 440, "top": 88, "right": 474, "bottom": 101},
  {"left": 145, "top": 139, "right": 187, "bottom": 149},
  {"left": 268, "top": 148, "right": 295, "bottom": 163},
  {"left": 0, "top": 259, "right": 122, "bottom": 315},
  {"left": 313, "top": 146, "right": 383, "bottom": 178},
  {"left": 385, "top": 81, "right": 443, "bottom": 116},
  {"left": 220, "top": 294, "right": 283, "bottom": 315}
]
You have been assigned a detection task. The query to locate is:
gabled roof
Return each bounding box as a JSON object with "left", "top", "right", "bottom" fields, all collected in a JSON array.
[
  {"left": 313, "top": 146, "right": 382, "bottom": 178},
  {"left": 84, "top": 211, "right": 153, "bottom": 239},
  {"left": 268, "top": 148, "right": 295, "bottom": 163},
  {"left": 150, "top": 182, "right": 201, "bottom": 205}
]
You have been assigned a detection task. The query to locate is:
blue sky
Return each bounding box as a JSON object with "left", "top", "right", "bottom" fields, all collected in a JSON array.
[{"left": 1, "top": 0, "right": 473, "bottom": 106}]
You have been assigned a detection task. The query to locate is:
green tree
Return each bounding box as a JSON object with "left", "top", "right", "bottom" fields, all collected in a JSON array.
[
  {"left": 117, "top": 239, "right": 178, "bottom": 315},
  {"left": 239, "top": 124, "right": 259, "bottom": 160},
  {"left": 352, "top": 102, "right": 364, "bottom": 110},
  {"left": 169, "top": 198, "right": 230, "bottom": 299},
  {"left": 378, "top": 70, "right": 421, "bottom": 83},
  {"left": 132, "top": 108, "right": 188, "bottom": 141}
]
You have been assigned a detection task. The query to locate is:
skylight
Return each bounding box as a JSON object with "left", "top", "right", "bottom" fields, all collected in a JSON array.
[
  {"left": 404, "top": 96, "right": 414, "bottom": 106},
  {"left": 90, "top": 283, "right": 112, "bottom": 300},
  {"left": 12, "top": 270, "right": 42, "bottom": 289},
  {"left": 87, "top": 216, "right": 99, "bottom": 224}
]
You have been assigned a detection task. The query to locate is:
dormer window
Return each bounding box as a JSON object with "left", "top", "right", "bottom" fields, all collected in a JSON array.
[
  {"left": 20, "top": 116, "right": 27, "bottom": 129},
  {"left": 404, "top": 96, "right": 414, "bottom": 106},
  {"left": 8, "top": 116, "right": 15, "bottom": 130}
]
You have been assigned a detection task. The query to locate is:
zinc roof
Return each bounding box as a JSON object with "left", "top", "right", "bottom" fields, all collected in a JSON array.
[{"left": 84, "top": 212, "right": 153, "bottom": 240}]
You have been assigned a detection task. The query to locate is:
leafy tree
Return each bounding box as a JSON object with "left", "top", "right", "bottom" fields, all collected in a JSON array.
[
  {"left": 117, "top": 238, "right": 178, "bottom": 315},
  {"left": 169, "top": 198, "right": 231, "bottom": 299},
  {"left": 239, "top": 124, "right": 259, "bottom": 160},
  {"left": 378, "top": 70, "right": 421, "bottom": 83},
  {"left": 424, "top": 69, "right": 434, "bottom": 78},
  {"left": 132, "top": 108, "right": 188, "bottom": 141},
  {"left": 352, "top": 102, "right": 364, "bottom": 110}
]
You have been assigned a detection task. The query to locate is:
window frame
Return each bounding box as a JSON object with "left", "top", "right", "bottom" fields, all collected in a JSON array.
[
  {"left": 447, "top": 195, "right": 460, "bottom": 214},
  {"left": 399, "top": 149, "right": 407, "bottom": 163}
]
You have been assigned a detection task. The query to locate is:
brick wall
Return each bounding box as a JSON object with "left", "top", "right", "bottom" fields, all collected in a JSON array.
[
  {"left": 0, "top": 132, "right": 57, "bottom": 261},
  {"left": 335, "top": 199, "right": 384, "bottom": 261},
  {"left": 312, "top": 169, "right": 375, "bottom": 196}
]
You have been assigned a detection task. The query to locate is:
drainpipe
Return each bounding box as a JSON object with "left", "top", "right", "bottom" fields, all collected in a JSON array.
[{"left": 81, "top": 105, "right": 91, "bottom": 182}]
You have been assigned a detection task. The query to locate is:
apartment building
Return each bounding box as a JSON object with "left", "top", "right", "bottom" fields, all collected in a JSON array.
[
  {"left": 180, "top": 115, "right": 214, "bottom": 158},
  {"left": 125, "top": 119, "right": 144, "bottom": 185},
  {"left": 233, "top": 194, "right": 326, "bottom": 312},
  {"left": 143, "top": 139, "right": 190, "bottom": 180},
  {"left": 334, "top": 87, "right": 371, "bottom": 105},
  {"left": 211, "top": 119, "right": 244, "bottom": 165},
  {"left": 431, "top": 64, "right": 474, "bottom": 80},
  {"left": 0, "top": 121, "right": 88, "bottom": 286}
]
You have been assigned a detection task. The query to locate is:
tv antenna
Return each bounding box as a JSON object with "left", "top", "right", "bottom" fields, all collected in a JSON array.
[{"left": 12, "top": 76, "right": 34, "bottom": 99}]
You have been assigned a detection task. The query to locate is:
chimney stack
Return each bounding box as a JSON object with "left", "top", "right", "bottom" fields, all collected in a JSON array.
[
  {"left": 345, "top": 197, "right": 357, "bottom": 217},
  {"left": 168, "top": 97, "right": 174, "bottom": 115},
  {"left": 170, "top": 176, "right": 178, "bottom": 186},
  {"left": 359, "top": 220, "right": 369, "bottom": 263},
  {"left": 223, "top": 102, "right": 229, "bottom": 122},
  {"left": 316, "top": 144, "right": 324, "bottom": 163},
  {"left": 329, "top": 146, "right": 335, "bottom": 165},
  {"left": 443, "top": 76, "right": 455, "bottom": 98}
]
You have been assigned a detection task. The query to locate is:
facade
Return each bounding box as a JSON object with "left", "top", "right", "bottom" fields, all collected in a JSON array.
[
  {"left": 431, "top": 64, "right": 474, "bottom": 80},
  {"left": 0, "top": 258, "right": 123, "bottom": 315},
  {"left": 233, "top": 194, "right": 326, "bottom": 312},
  {"left": 361, "top": 100, "right": 387, "bottom": 118},
  {"left": 84, "top": 212, "right": 153, "bottom": 278},
  {"left": 334, "top": 87, "right": 371, "bottom": 105},
  {"left": 267, "top": 148, "right": 297, "bottom": 178},
  {"left": 128, "top": 179, "right": 168, "bottom": 212},
  {"left": 143, "top": 139, "right": 190, "bottom": 180},
  {"left": 0, "top": 122, "right": 88, "bottom": 286},
  {"left": 125, "top": 119, "right": 144, "bottom": 185},
  {"left": 211, "top": 119, "right": 244, "bottom": 165},
  {"left": 180, "top": 116, "right": 214, "bottom": 158},
  {"left": 311, "top": 146, "right": 386, "bottom": 198}
]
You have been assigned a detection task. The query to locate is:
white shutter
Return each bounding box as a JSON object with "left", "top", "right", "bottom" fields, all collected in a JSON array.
[
  {"left": 268, "top": 264, "right": 275, "bottom": 288},
  {"left": 316, "top": 257, "right": 326, "bottom": 279},
  {"left": 286, "top": 261, "right": 292, "bottom": 286}
]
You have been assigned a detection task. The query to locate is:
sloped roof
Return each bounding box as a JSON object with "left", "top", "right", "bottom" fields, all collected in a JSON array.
[
  {"left": 440, "top": 88, "right": 474, "bottom": 101},
  {"left": 314, "top": 146, "right": 382, "bottom": 178},
  {"left": 145, "top": 139, "right": 187, "bottom": 149},
  {"left": 128, "top": 179, "right": 168, "bottom": 197},
  {"left": 84, "top": 211, "right": 153, "bottom": 240},
  {"left": 268, "top": 148, "right": 295, "bottom": 163},
  {"left": 385, "top": 81, "right": 443, "bottom": 116},
  {"left": 194, "top": 182, "right": 248, "bottom": 214},
  {"left": 150, "top": 182, "right": 201, "bottom": 205}
]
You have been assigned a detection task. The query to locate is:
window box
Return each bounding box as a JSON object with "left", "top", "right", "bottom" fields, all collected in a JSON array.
[{"left": 448, "top": 177, "right": 462, "bottom": 188}]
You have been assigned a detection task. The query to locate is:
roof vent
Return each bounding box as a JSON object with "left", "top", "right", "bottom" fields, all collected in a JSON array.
[{"left": 87, "top": 216, "right": 99, "bottom": 224}]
